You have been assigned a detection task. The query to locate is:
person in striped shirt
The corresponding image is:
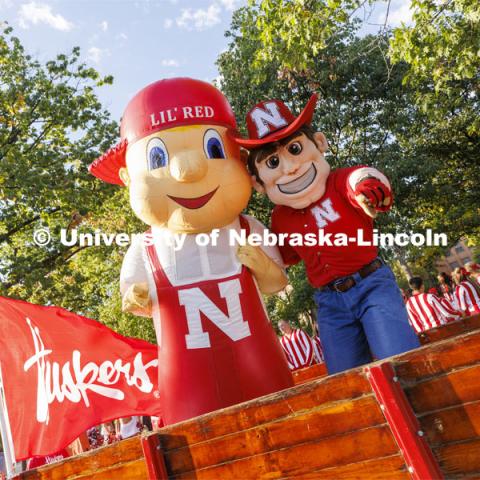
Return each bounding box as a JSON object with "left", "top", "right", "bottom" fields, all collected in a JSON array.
[
  {"left": 452, "top": 267, "right": 480, "bottom": 316},
  {"left": 437, "top": 272, "right": 456, "bottom": 307},
  {"left": 278, "top": 320, "right": 316, "bottom": 371},
  {"left": 406, "top": 277, "right": 462, "bottom": 333}
]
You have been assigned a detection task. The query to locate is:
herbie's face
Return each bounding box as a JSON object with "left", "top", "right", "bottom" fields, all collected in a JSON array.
[
  {"left": 120, "top": 125, "right": 251, "bottom": 233},
  {"left": 254, "top": 132, "right": 330, "bottom": 209}
]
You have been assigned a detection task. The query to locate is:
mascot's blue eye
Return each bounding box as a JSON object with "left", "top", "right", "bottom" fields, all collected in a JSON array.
[
  {"left": 147, "top": 138, "right": 168, "bottom": 170},
  {"left": 150, "top": 147, "right": 166, "bottom": 169},
  {"left": 203, "top": 129, "right": 226, "bottom": 159}
]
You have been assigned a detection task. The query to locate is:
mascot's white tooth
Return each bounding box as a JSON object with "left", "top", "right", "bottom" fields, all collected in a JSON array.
[{"left": 278, "top": 164, "right": 317, "bottom": 194}]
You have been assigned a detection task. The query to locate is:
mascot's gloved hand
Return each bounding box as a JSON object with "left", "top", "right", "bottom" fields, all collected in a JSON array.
[
  {"left": 354, "top": 177, "right": 393, "bottom": 213},
  {"left": 237, "top": 244, "right": 288, "bottom": 294},
  {"left": 122, "top": 282, "right": 152, "bottom": 316}
]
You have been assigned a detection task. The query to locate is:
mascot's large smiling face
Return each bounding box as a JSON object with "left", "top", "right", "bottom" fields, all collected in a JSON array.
[
  {"left": 89, "top": 78, "right": 251, "bottom": 234},
  {"left": 232, "top": 94, "right": 330, "bottom": 210},
  {"left": 120, "top": 124, "right": 251, "bottom": 233},
  {"left": 252, "top": 130, "right": 330, "bottom": 210}
]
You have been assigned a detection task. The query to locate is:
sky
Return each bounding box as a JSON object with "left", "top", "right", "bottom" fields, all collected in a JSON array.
[{"left": 0, "top": 0, "right": 412, "bottom": 120}]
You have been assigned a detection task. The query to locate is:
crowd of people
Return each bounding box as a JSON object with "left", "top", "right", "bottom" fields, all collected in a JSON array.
[
  {"left": 277, "top": 262, "right": 480, "bottom": 371},
  {"left": 402, "top": 262, "right": 480, "bottom": 333}
]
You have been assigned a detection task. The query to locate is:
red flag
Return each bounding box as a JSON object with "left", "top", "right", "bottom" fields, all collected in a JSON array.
[{"left": 0, "top": 296, "right": 161, "bottom": 461}]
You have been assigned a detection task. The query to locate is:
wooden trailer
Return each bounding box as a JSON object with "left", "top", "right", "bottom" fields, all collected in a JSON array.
[{"left": 17, "top": 315, "right": 480, "bottom": 479}]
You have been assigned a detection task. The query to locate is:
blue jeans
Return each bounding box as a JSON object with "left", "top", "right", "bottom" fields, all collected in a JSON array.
[{"left": 313, "top": 263, "right": 420, "bottom": 374}]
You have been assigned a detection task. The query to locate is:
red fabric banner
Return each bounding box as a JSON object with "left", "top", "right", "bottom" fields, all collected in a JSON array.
[{"left": 0, "top": 296, "right": 161, "bottom": 461}]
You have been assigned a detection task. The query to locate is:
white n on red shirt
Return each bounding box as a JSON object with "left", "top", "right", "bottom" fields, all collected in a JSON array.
[
  {"left": 279, "top": 329, "right": 315, "bottom": 370},
  {"left": 455, "top": 281, "right": 480, "bottom": 316},
  {"left": 406, "top": 293, "right": 461, "bottom": 333}
]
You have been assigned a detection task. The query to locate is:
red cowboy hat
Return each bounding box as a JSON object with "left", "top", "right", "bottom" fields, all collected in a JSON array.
[
  {"left": 89, "top": 78, "right": 238, "bottom": 185},
  {"left": 231, "top": 93, "right": 318, "bottom": 148}
]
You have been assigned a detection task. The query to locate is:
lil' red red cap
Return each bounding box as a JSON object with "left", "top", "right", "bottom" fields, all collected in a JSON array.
[
  {"left": 231, "top": 93, "right": 318, "bottom": 148},
  {"left": 89, "top": 78, "right": 238, "bottom": 185}
]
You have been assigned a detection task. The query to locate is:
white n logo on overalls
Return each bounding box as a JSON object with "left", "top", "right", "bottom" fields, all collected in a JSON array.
[
  {"left": 311, "top": 199, "right": 340, "bottom": 228},
  {"left": 178, "top": 278, "right": 251, "bottom": 349},
  {"left": 250, "top": 102, "right": 288, "bottom": 138}
]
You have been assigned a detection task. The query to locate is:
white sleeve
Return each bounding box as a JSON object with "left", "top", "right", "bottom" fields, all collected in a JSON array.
[
  {"left": 347, "top": 167, "right": 391, "bottom": 191},
  {"left": 120, "top": 234, "right": 149, "bottom": 296},
  {"left": 244, "top": 214, "right": 286, "bottom": 268}
]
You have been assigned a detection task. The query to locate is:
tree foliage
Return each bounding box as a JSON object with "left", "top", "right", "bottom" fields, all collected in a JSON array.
[
  {"left": 244, "top": 0, "right": 367, "bottom": 78},
  {"left": 389, "top": 0, "right": 480, "bottom": 94},
  {"left": 218, "top": 1, "right": 479, "bottom": 324},
  {"left": 0, "top": 25, "right": 156, "bottom": 342},
  {"left": 389, "top": 0, "right": 480, "bottom": 249}
]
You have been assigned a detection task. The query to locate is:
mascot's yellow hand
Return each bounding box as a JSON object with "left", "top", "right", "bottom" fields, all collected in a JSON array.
[
  {"left": 122, "top": 282, "right": 152, "bottom": 316},
  {"left": 236, "top": 244, "right": 266, "bottom": 270},
  {"left": 237, "top": 245, "right": 288, "bottom": 294}
]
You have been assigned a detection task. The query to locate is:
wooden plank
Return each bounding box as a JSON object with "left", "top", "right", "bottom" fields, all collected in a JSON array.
[
  {"left": 18, "top": 436, "right": 145, "bottom": 480},
  {"left": 405, "top": 363, "right": 480, "bottom": 414},
  {"left": 436, "top": 438, "right": 480, "bottom": 475},
  {"left": 172, "top": 425, "right": 399, "bottom": 479},
  {"left": 165, "top": 395, "right": 385, "bottom": 475},
  {"left": 420, "top": 400, "right": 480, "bottom": 446},
  {"left": 157, "top": 370, "right": 371, "bottom": 451},
  {"left": 418, "top": 315, "right": 480, "bottom": 345},
  {"left": 292, "top": 363, "right": 327, "bottom": 385},
  {"left": 287, "top": 454, "right": 409, "bottom": 479},
  {"left": 393, "top": 330, "right": 480, "bottom": 383},
  {"left": 70, "top": 459, "right": 148, "bottom": 479}
]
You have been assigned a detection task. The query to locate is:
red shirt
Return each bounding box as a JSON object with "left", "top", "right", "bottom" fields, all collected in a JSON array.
[{"left": 271, "top": 167, "right": 378, "bottom": 287}]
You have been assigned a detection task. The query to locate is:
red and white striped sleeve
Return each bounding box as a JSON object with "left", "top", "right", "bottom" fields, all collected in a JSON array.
[
  {"left": 296, "top": 329, "right": 315, "bottom": 367},
  {"left": 461, "top": 282, "right": 480, "bottom": 315},
  {"left": 455, "top": 284, "right": 469, "bottom": 314},
  {"left": 439, "top": 295, "right": 458, "bottom": 312},
  {"left": 312, "top": 336, "right": 324, "bottom": 363},
  {"left": 429, "top": 295, "right": 461, "bottom": 323},
  {"left": 279, "top": 336, "right": 295, "bottom": 370},
  {"left": 406, "top": 297, "right": 426, "bottom": 333}
]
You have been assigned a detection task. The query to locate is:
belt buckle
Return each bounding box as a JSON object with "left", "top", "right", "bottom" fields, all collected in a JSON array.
[
  {"left": 332, "top": 277, "right": 350, "bottom": 292},
  {"left": 333, "top": 282, "right": 343, "bottom": 292}
]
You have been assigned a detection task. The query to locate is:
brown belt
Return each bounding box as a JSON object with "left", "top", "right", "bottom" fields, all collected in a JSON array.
[{"left": 319, "top": 258, "right": 383, "bottom": 293}]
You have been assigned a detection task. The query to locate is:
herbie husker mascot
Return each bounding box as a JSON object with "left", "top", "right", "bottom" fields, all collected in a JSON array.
[
  {"left": 89, "top": 78, "right": 293, "bottom": 425},
  {"left": 232, "top": 94, "right": 420, "bottom": 374}
]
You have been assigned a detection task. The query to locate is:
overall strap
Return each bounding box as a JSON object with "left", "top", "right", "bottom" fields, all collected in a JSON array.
[
  {"left": 239, "top": 215, "right": 251, "bottom": 236},
  {"left": 144, "top": 229, "right": 171, "bottom": 286}
]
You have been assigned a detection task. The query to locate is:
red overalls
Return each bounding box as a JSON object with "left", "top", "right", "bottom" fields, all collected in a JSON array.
[{"left": 145, "top": 217, "right": 293, "bottom": 425}]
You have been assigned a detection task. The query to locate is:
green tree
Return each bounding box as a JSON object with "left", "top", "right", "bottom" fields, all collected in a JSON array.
[
  {"left": 218, "top": 2, "right": 479, "bottom": 322},
  {"left": 242, "top": 0, "right": 366, "bottom": 78},
  {"left": 389, "top": 0, "right": 480, "bottom": 95},
  {"left": 231, "top": 1, "right": 480, "bottom": 245},
  {"left": 388, "top": 0, "right": 480, "bottom": 246},
  {"left": 0, "top": 25, "right": 156, "bottom": 342}
]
